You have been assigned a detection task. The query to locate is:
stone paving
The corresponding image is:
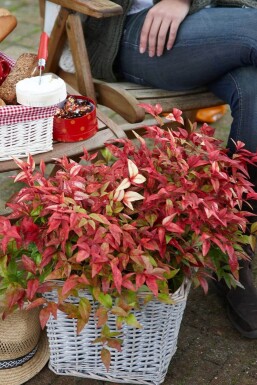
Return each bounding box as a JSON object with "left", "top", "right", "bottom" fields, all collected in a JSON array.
[{"left": 1, "top": 1, "right": 257, "bottom": 385}]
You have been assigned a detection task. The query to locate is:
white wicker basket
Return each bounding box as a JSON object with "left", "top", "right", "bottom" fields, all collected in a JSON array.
[
  {"left": 0, "top": 52, "right": 56, "bottom": 161},
  {"left": 45, "top": 280, "right": 190, "bottom": 385}
]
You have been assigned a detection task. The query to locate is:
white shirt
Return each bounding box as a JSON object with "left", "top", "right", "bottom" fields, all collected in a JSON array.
[{"left": 127, "top": 0, "right": 153, "bottom": 15}]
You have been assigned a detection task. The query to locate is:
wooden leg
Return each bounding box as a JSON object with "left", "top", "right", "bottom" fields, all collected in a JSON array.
[
  {"left": 45, "top": 7, "right": 69, "bottom": 74},
  {"left": 66, "top": 13, "right": 96, "bottom": 100}
]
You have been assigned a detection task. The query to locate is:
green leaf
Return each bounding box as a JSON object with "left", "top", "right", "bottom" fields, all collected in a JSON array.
[
  {"left": 165, "top": 269, "right": 180, "bottom": 279},
  {"left": 101, "top": 324, "right": 111, "bottom": 337},
  {"left": 111, "top": 306, "right": 128, "bottom": 317},
  {"left": 248, "top": 235, "right": 256, "bottom": 252},
  {"left": 78, "top": 297, "right": 91, "bottom": 323},
  {"left": 125, "top": 313, "right": 142, "bottom": 329},
  {"left": 250, "top": 222, "right": 257, "bottom": 234},
  {"left": 30, "top": 205, "right": 43, "bottom": 217},
  {"left": 89, "top": 213, "right": 110, "bottom": 225},
  {"left": 145, "top": 213, "right": 158, "bottom": 227},
  {"left": 98, "top": 293, "right": 113, "bottom": 309},
  {"left": 157, "top": 293, "right": 174, "bottom": 304},
  {"left": 0, "top": 256, "right": 8, "bottom": 278},
  {"left": 106, "top": 205, "right": 113, "bottom": 216}
]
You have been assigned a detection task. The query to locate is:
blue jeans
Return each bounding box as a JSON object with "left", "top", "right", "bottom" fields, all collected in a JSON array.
[{"left": 116, "top": 7, "right": 257, "bottom": 154}]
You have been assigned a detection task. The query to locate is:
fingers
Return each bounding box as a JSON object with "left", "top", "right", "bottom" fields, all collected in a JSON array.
[
  {"left": 166, "top": 21, "right": 180, "bottom": 51},
  {"left": 140, "top": 14, "right": 179, "bottom": 57},
  {"left": 139, "top": 13, "right": 155, "bottom": 55},
  {"left": 138, "top": 0, "right": 191, "bottom": 57}
]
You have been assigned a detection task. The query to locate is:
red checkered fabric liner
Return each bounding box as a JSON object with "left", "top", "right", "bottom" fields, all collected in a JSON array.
[
  {"left": 0, "top": 51, "right": 15, "bottom": 67},
  {"left": 0, "top": 104, "right": 57, "bottom": 125},
  {"left": 0, "top": 51, "right": 57, "bottom": 125}
]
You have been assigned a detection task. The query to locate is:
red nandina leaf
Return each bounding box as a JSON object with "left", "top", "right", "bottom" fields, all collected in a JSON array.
[
  {"left": 95, "top": 307, "right": 109, "bottom": 327},
  {"left": 162, "top": 221, "right": 184, "bottom": 234},
  {"left": 122, "top": 231, "right": 136, "bottom": 248},
  {"left": 136, "top": 274, "right": 145, "bottom": 289},
  {"left": 158, "top": 227, "right": 165, "bottom": 244},
  {"left": 22, "top": 254, "right": 37, "bottom": 275},
  {"left": 7, "top": 288, "right": 25, "bottom": 309},
  {"left": 146, "top": 276, "right": 158, "bottom": 296},
  {"left": 121, "top": 274, "right": 136, "bottom": 291},
  {"left": 20, "top": 217, "right": 40, "bottom": 245},
  {"left": 26, "top": 297, "right": 46, "bottom": 310},
  {"left": 109, "top": 224, "right": 122, "bottom": 245},
  {"left": 26, "top": 279, "right": 40, "bottom": 301},
  {"left": 39, "top": 307, "right": 51, "bottom": 329},
  {"left": 76, "top": 247, "right": 90, "bottom": 263},
  {"left": 101, "top": 348, "right": 111, "bottom": 371},
  {"left": 0, "top": 221, "right": 21, "bottom": 253},
  {"left": 39, "top": 159, "right": 45, "bottom": 175},
  {"left": 165, "top": 108, "right": 184, "bottom": 124},
  {"left": 92, "top": 263, "right": 104, "bottom": 278},
  {"left": 202, "top": 239, "right": 211, "bottom": 257},
  {"left": 138, "top": 103, "right": 162, "bottom": 117},
  {"left": 62, "top": 275, "right": 79, "bottom": 295},
  {"left": 198, "top": 276, "right": 209, "bottom": 295},
  {"left": 40, "top": 247, "right": 56, "bottom": 269},
  {"left": 110, "top": 260, "right": 122, "bottom": 293},
  {"left": 107, "top": 339, "right": 122, "bottom": 352}
]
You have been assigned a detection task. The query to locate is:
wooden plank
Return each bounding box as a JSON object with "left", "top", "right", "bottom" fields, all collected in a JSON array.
[
  {"left": 0, "top": 128, "right": 117, "bottom": 173},
  {"left": 66, "top": 13, "right": 96, "bottom": 99},
  {"left": 127, "top": 87, "right": 218, "bottom": 99},
  {"left": 48, "top": 0, "right": 123, "bottom": 18},
  {"left": 137, "top": 93, "right": 224, "bottom": 112},
  {"left": 104, "top": 82, "right": 211, "bottom": 97},
  {"left": 45, "top": 7, "right": 69, "bottom": 74},
  {"left": 94, "top": 81, "right": 145, "bottom": 123}
]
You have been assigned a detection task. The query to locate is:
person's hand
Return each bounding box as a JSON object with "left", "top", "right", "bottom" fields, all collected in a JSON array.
[{"left": 139, "top": 0, "right": 191, "bottom": 57}]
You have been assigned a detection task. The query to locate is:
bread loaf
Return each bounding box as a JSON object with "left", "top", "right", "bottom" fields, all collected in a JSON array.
[
  {"left": 0, "top": 53, "right": 39, "bottom": 104},
  {"left": 0, "top": 8, "right": 17, "bottom": 42}
]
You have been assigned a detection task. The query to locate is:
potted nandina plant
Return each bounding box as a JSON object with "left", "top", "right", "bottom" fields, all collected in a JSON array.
[{"left": 0, "top": 104, "right": 257, "bottom": 384}]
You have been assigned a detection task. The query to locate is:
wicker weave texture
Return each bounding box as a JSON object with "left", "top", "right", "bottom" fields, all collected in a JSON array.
[
  {"left": 45, "top": 281, "right": 190, "bottom": 385},
  {"left": 0, "top": 117, "right": 53, "bottom": 161}
]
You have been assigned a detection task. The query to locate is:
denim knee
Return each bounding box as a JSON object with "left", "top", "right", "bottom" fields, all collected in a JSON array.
[{"left": 210, "top": 67, "right": 257, "bottom": 153}]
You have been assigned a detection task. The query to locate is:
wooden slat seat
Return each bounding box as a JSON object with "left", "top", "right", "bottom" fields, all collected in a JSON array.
[{"left": 94, "top": 80, "right": 225, "bottom": 123}]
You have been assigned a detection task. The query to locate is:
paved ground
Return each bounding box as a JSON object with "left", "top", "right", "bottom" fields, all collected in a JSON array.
[{"left": 1, "top": 1, "right": 257, "bottom": 385}]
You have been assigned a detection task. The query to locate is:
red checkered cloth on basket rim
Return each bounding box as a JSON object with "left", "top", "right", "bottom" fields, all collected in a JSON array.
[{"left": 0, "top": 51, "right": 57, "bottom": 125}]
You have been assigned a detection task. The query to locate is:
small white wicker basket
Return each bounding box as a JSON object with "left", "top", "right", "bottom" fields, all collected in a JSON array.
[
  {"left": 45, "top": 280, "right": 190, "bottom": 385},
  {"left": 0, "top": 52, "right": 56, "bottom": 161}
]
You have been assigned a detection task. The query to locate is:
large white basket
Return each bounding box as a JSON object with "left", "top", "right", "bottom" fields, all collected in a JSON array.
[
  {"left": 0, "top": 52, "right": 56, "bottom": 161},
  {"left": 45, "top": 280, "right": 190, "bottom": 385}
]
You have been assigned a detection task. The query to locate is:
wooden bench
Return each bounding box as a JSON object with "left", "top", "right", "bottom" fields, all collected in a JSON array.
[{"left": 39, "top": 0, "right": 225, "bottom": 124}]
